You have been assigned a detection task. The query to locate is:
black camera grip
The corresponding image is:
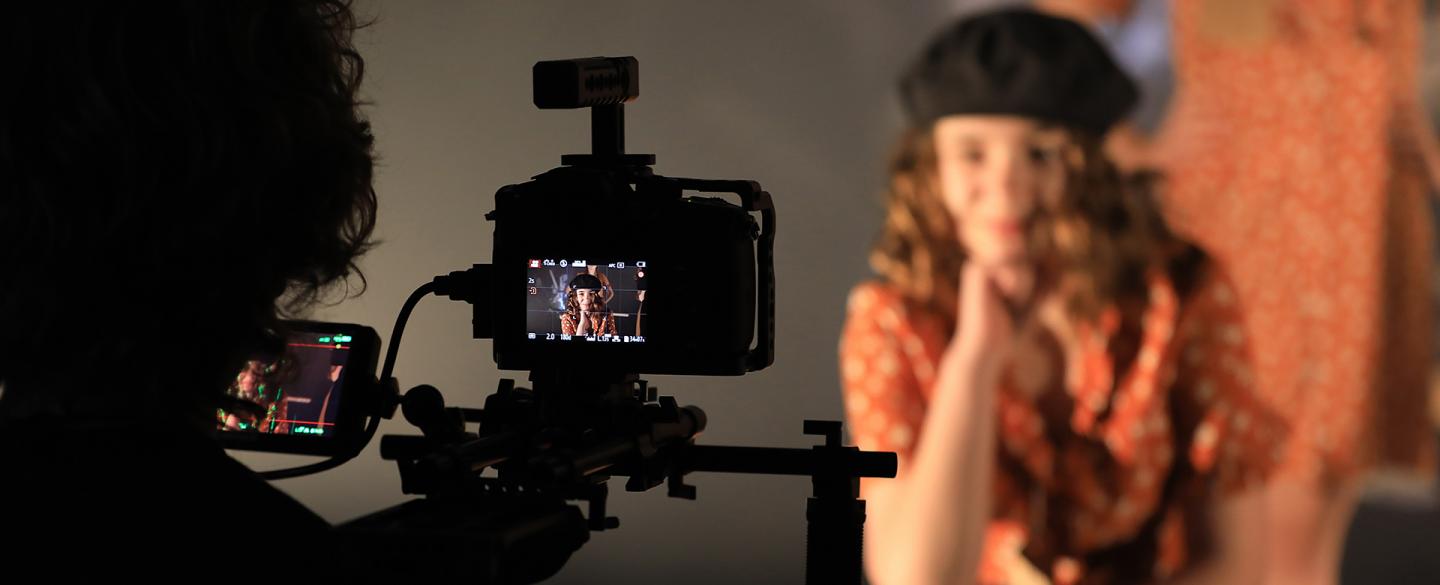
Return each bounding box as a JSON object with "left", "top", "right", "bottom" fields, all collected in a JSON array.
[
  {"left": 750, "top": 201, "right": 775, "bottom": 371},
  {"left": 670, "top": 177, "right": 775, "bottom": 372}
]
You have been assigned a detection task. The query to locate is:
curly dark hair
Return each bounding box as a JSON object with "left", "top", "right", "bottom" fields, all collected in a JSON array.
[
  {"left": 869, "top": 126, "right": 1202, "bottom": 332},
  {"left": 0, "top": 1, "right": 377, "bottom": 420}
]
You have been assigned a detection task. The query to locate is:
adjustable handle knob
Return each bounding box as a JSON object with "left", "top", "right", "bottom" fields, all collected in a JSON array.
[{"left": 803, "top": 420, "right": 843, "bottom": 448}]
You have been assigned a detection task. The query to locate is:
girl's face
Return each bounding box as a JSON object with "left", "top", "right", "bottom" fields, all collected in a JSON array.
[
  {"left": 931, "top": 115, "right": 1068, "bottom": 268},
  {"left": 575, "top": 288, "right": 600, "bottom": 311},
  {"left": 236, "top": 363, "right": 260, "bottom": 393}
]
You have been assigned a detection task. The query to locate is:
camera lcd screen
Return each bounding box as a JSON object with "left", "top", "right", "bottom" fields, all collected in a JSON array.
[
  {"left": 216, "top": 332, "right": 356, "bottom": 439},
  {"left": 526, "top": 258, "right": 648, "bottom": 343}
]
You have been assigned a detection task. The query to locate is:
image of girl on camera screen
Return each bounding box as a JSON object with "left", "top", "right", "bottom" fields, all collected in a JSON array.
[
  {"left": 560, "top": 273, "right": 618, "bottom": 337},
  {"left": 217, "top": 357, "right": 292, "bottom": 434}
]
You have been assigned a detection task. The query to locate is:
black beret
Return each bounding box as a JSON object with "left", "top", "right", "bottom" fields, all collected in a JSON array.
[
  {"left": 569, "top": 273, "right": 604, "bottom": 290},
  {"left": 899, "top": 8, "right": 1139, "bottom": 136}
]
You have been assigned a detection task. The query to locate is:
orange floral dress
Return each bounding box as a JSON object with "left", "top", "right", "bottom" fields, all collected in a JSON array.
[
  {"left": 1158, "top": 0, "right": 1433, "bottom": 483},
  {"left": 560, "top": 312, "right": 618, "bottom": 336},
  {"left": 840, "top": 269, "right": 1284, "bottom": 584}
]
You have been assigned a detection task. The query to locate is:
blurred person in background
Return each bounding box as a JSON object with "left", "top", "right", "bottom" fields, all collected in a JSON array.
[
  {"left": 1141, "top": 2, "right": 1440, "bottom": 584},
  {"left": 841, "top": 8, "right": 1284, "bottom": 584}
]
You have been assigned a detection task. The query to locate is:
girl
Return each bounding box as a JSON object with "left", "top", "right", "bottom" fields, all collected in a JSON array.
[{"left": 842, "top": 9, "right": 1283, "bottom": 584}]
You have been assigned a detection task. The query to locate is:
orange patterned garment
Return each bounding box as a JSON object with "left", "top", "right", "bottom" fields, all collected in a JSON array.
[
  {"left": 560, "top": 312, "right": 617, "bottom": 337},
  {"left": 840, "top": 271, "right": 1284, "bottom": 584},
  {"left": 1158, "top": 0, "right": 1434, "bottom": 482}
]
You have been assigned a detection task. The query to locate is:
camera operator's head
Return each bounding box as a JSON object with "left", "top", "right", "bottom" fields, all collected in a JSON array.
[{"left": 0, "top": 0, "right": 376, "bottom": 425}]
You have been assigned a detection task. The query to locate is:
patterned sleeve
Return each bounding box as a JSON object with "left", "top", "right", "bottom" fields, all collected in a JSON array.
[
  {"left": 838, "top": 283, "right": 929, "bottom": 467},
  {"left": 1172, "top": 270, "right": 1287, "bottom": 494},
  {"left": 560, "top": 313, "right": 575, "bottom": 336}
]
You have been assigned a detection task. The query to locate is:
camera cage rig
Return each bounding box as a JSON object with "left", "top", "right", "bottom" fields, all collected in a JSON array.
[{"left": 276, "top": 57, "right": 896, "bottom": 584}]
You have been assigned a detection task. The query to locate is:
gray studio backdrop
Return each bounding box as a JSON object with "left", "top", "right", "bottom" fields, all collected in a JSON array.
[{"left": 227, "top": 2, "right": 957, "bottom": 583}]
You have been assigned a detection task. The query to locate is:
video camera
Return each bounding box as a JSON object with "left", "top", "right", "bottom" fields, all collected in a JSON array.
[
  {"left": 477, "top": 56, "right": 774, "bottom": 376},
  {"left": 221, "top": 56, "right": 891, "bottom": 585}
]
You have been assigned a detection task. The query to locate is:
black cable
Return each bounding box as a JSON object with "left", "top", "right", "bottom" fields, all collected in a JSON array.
[
  {"left": 257, "top": 280, "right": 440, "bottom": 481},
  {"left": 380, "top": 280, "right": 442, "bottom": 383}
]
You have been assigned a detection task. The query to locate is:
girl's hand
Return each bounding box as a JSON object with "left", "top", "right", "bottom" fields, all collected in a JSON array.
[
  {"left": 1002, "top": 551, "right": 1055, "bottom": 585},
  {"left": 951, "top": 263, "right": 1033, "bottom": 378}
]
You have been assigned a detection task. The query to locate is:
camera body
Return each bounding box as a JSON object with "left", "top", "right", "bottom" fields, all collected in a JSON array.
[
  {"left": 217, "top": 320, "right": 380, "bottom": 456},
  {"left": 486, "top": 167, "right": 773, "bottom": 376},
  {"left": 476, "top": 56, "right": 775, "bottom": 377}
]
